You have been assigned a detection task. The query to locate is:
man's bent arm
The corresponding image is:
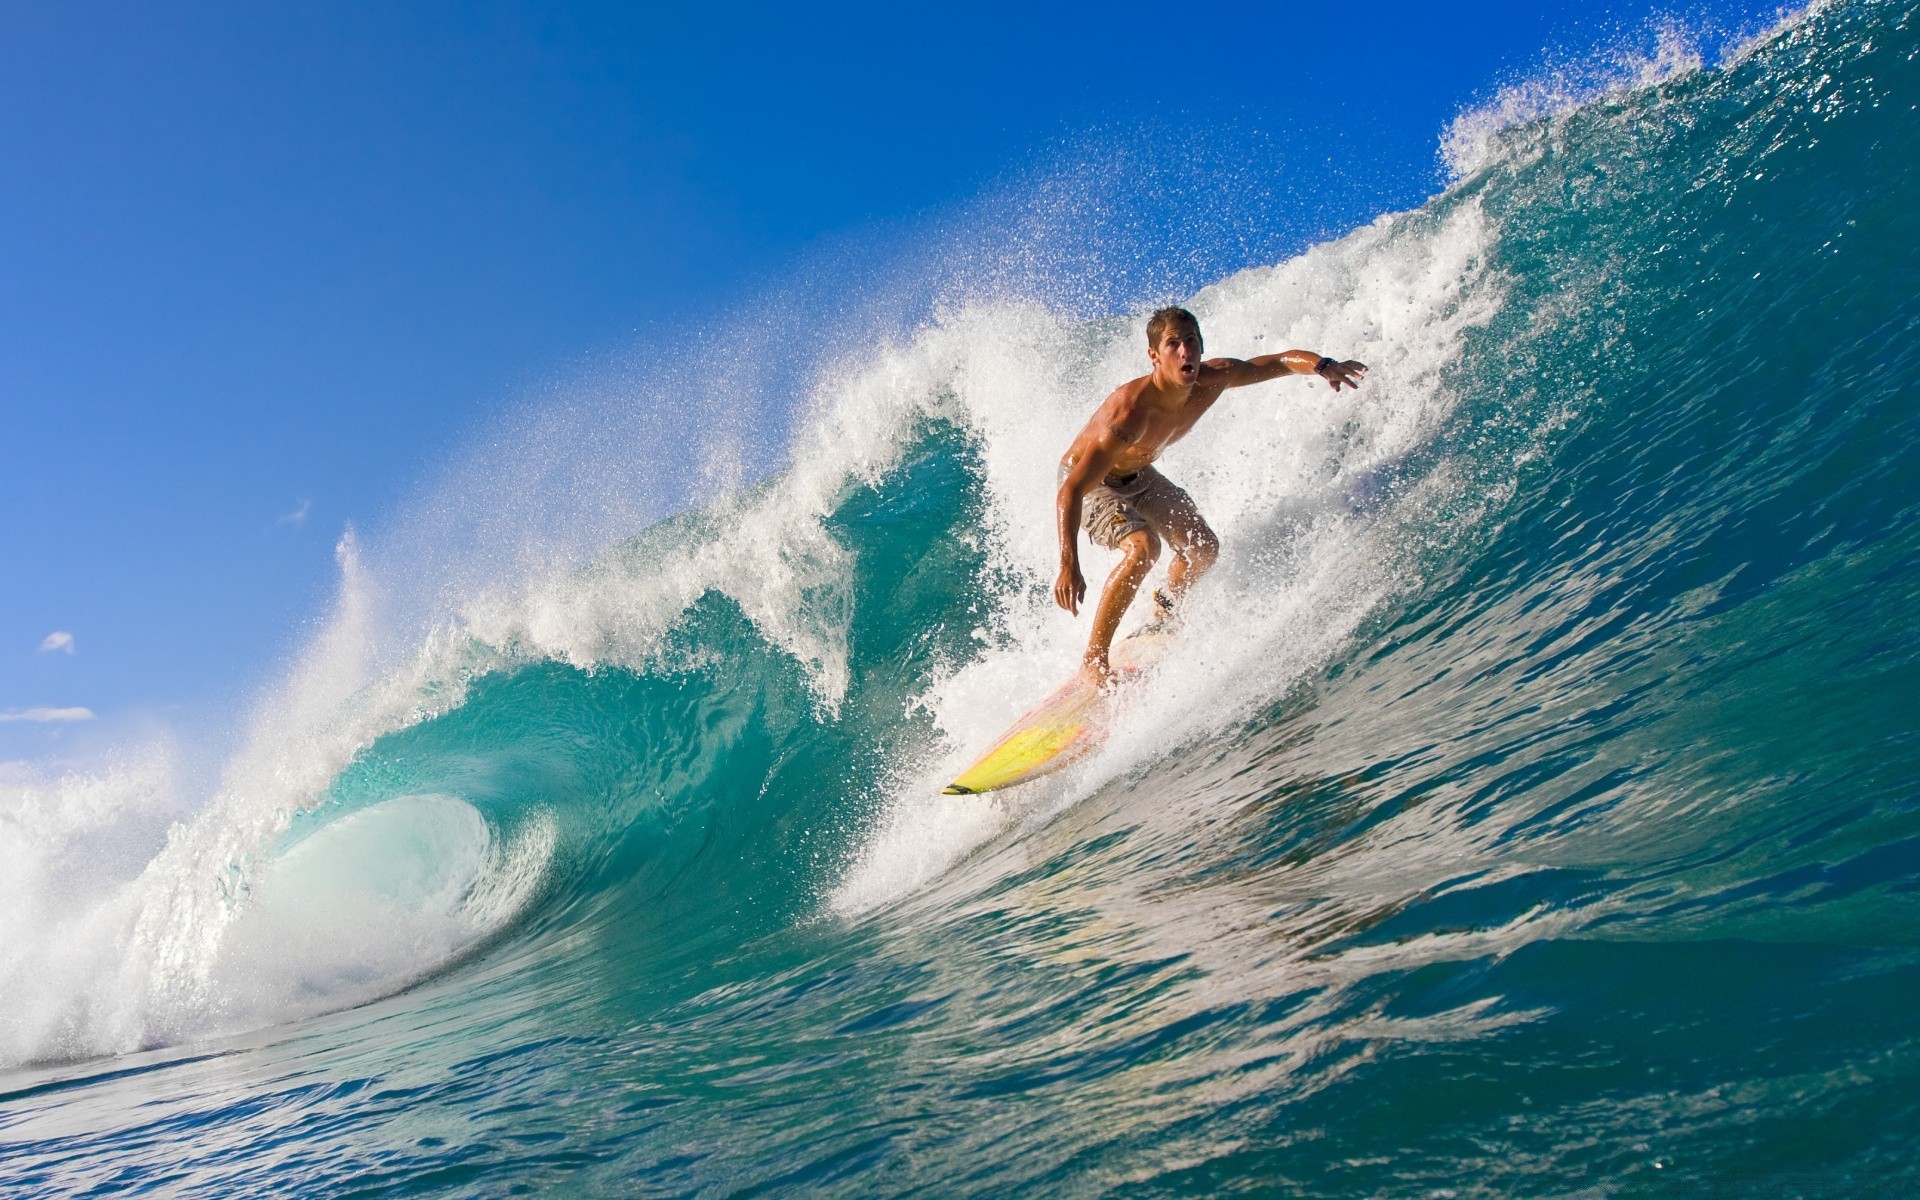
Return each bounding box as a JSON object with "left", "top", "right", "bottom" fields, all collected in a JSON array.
[{"left": 1054, "top": 438, "right": 1123, "bottom": 614}]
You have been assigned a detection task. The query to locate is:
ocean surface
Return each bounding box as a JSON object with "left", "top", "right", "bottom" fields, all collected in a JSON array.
[{"left": 6, "top": 3, "right": 1920, "bottom": 1195}]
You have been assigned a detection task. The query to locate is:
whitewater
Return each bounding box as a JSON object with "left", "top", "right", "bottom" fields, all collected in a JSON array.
[{"left": 6, "top": 2, "right": 1920, "bottom": 1194}]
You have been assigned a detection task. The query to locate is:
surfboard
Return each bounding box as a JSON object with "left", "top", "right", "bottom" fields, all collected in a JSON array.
[{"left": 942, "top": 629, "right": 1172, "bottom": 795}]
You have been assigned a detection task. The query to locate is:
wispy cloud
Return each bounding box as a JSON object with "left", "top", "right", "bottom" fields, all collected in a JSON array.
[
  {"left": 277, "top": 498, "right": 312, "bottom": 528},
  {"left": 0, "top": 706, "right": 95, "bottom": 723},
  {"left": 37, "top": 631, "right": 74, "bottom": 654}
]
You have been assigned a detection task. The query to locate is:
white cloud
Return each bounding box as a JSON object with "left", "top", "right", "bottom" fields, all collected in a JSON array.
[
  {"left": 277, "top": 498, "right": 312, "bottom": 527},
  {"left": 38, "top": 631, "right": 74, "bottom": 654},
  {"left": 0, "top": 707, "right": 95, "bottom": 723}
]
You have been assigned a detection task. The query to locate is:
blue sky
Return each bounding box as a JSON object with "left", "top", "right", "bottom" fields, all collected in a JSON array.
[{"left": 1, "top": 0, "right": 1779, "bottom": 763}]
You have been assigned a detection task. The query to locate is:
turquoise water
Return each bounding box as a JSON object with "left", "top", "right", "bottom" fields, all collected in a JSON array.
[{"left": 6, "top": 3, "right": 1920, "bottom": 1195}]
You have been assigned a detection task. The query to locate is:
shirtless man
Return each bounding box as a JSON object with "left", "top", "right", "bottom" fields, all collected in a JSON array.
[{"left": 1055, "top": 306, "right": 1366, "bottom": 683}]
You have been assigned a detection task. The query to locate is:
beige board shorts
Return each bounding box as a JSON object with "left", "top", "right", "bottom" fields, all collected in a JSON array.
[{"left": 1063, "top": 463, "right": 1205, "bottom": 551}]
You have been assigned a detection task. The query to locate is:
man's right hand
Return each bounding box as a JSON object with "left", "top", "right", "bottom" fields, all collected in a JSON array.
[{"left": 1054, "top": 560, "right": 1086, "bottom": 616}]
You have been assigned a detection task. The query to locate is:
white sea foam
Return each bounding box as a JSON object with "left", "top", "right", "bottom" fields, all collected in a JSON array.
[{"left": 0, "top": 749, "right": 181, "bottom": 1063}]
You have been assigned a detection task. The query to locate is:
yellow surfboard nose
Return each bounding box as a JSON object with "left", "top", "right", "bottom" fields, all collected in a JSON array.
[
  {"left": 944, "top": 708, "right": 1099, "bottom": 794},
  {"left": 941, "top": 629, "right": 1171, "bottom": 796}
]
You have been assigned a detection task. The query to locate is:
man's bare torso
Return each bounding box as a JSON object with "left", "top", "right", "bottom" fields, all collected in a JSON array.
[{"left": 1061, "top": 362, "right": 1238, "bottom": 479}]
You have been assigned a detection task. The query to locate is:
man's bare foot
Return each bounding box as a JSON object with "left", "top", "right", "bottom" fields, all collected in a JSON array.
[
  {"left": 1080, "top": 656, "right": 1119, "bottom": 691},
  {"left": 1141, "top": 589, "right": 1180, "bottom": 633}
]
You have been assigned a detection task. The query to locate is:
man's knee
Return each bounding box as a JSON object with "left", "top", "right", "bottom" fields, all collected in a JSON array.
[
  {"left": 1179, "top": 523, "right": 1219, "bottom": 567},
  {"left": 1120, "top": 527, "right": 1161, "bottom": 567},
  {"left": 1192, "top": 529, "right": 1220, "bottom": 566}
]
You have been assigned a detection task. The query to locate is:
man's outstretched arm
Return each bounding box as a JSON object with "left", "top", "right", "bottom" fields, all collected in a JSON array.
[{"left": 1207, "top": 350, "right": 1368, "bottom": 392}]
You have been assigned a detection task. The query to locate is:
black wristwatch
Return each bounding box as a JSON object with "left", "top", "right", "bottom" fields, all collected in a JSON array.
[{"left": 1315, "top": 356, "right": 1335, "bottom": 374}]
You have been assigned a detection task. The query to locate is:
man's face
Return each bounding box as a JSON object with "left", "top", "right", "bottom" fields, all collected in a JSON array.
[{"left": 1150, "top": 324, "right": 1203, "bottom": 383}]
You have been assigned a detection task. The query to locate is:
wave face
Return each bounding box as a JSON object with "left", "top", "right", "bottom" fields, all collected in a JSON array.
[{"left": 7, "top": 4, "right": 1920, "bottom": 1194}]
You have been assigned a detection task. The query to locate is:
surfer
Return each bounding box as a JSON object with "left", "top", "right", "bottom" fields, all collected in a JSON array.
[{"left": 1055, "top": 306, "right": 1366, "bottom": 684}]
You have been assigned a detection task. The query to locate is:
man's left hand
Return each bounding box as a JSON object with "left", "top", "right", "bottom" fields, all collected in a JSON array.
[{"left": 1318, "top": 360, "right": 1368, "bottom": 391}]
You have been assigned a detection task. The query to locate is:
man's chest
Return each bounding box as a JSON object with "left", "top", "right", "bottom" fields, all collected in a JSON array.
[{"left": 1132, "top": 390, "right": 1221, "bottom": 448}]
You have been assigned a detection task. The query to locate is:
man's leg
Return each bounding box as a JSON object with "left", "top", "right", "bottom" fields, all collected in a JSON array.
[
  {"left": 1163, "top": 515, "right": 1219, "bottom": 600},
  {"left": 1085, "top": 527, "right": 1159, "bottom": 681},
  {"left": 1141, "top": 473, "right": 1218, "bottom": 610}
]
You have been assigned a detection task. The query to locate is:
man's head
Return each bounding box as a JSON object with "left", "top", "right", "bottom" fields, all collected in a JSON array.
[{"left": 1146, "top": 306, "right": 1203, "bottom": 384}]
